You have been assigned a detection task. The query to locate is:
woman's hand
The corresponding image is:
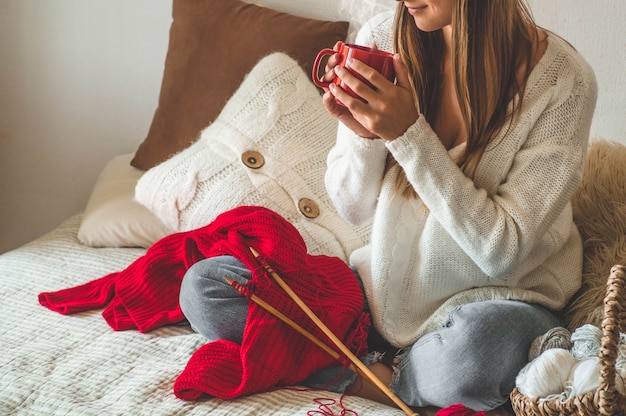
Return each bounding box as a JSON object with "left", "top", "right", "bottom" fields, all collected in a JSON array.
[
  {"left": 322, "top": 89, "right": 380, "bottom": 139},
  {"left": 319, "top": 41, "right": 343, "bottom": 85},
  {"left": 319, "top": 42, "right": 379, "bottom": 138},
  {"left": 325, "top": 53, "right": 419, "bottom": 142}
]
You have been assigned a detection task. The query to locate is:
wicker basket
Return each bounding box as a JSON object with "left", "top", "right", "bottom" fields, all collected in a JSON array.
[{"left": 510, "top": 265, "right": 626, "bottom": 416}]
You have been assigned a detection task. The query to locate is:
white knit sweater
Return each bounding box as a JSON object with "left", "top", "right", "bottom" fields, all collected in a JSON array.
[{"left": 325, "top": 12, "right": 598, "bottom": 347}]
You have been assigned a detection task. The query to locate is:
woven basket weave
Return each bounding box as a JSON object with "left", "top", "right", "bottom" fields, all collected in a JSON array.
[{"left": 510, "top": 265, "right": 626, "bottom": 416}]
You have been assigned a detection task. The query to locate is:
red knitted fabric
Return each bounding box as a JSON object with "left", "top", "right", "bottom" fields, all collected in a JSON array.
[
  {"left": 435, "top": 404, "right": 487, "bottom": 416},
  {"left": 39, "top": 206, "right": 368, "bottom": 399}
]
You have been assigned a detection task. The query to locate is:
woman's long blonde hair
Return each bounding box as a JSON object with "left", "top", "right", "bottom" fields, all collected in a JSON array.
[{"left": 391, "top": 0, "right": 538, "bottom": 198}]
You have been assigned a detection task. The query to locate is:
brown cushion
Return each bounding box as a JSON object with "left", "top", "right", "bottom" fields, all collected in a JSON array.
[{"left": 130, "top": 0, "right": 349, "bottom": 170}]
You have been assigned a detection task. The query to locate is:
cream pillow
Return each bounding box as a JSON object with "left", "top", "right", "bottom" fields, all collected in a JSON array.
[
  {"left": 78, "top": 153, "right": 174, "bottom": 248},
  {"left": 135, "top": 53, "right": 370, "bottom": 261}
]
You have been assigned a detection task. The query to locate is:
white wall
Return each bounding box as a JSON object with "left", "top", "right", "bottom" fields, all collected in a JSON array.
[
  {"left": 527, "top": 0, "right": 626, "bottom": 143},
  {"left": 1, "top": 0, "right": 625, "bottom": 253},
  {"left": 0, "top": 0, "right": 172, "bottom": 253}
]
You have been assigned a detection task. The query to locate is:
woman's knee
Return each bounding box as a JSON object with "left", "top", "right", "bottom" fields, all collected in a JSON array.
[
  {"left": 438, "top": 301, "right": 561, "bottom": 397},
  {"left": 443, "top": 300, "right": 560, "bottom": 354},
  {"left": 181, "top": 255, "right": 251, "bottom": 297},
  {"left": 393, "top": 300, "right": 561, "bottom": 410},
  {"left": 179, "top": 256, "right": 251, "bottom": 342}
]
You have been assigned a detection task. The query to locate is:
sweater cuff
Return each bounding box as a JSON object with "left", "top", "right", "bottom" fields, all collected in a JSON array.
[
  {"left": 385, "top": 116, "right": 442, "bottom": 162},
  {"left": 338, "top": 122, "right": 388, "bottom": 153}
]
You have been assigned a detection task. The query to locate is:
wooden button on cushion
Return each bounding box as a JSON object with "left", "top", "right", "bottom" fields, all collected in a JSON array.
[{"left": 242, "top": 151, "right": 264, "bottom": 169}]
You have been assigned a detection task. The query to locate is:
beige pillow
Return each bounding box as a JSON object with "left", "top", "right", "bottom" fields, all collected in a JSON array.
[
  {"left": 78, "top": 153, "right": 173, "bottom": 248},
  {"left": 135, "top": 53, "right": 370, "bottom": 261}
]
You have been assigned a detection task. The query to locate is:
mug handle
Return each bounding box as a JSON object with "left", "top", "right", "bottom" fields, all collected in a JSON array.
[{"left": 311, "top": 48, "right": 337, "bottom": 88}]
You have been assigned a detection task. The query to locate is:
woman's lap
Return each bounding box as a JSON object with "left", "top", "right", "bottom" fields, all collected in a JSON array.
[{"left": 179, "top": 256, "right": 561, "bottom": 410}]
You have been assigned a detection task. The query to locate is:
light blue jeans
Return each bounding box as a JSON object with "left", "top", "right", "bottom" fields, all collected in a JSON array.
[{"left": 179, "top": 256, "right": 561, "bottom": 411}]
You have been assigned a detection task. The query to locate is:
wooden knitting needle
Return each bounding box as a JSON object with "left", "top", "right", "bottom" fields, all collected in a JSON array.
[
  {"left": 249, "top": 247, "right": 418, "bottom": 416},
  {"left": 223, "top": 277, "right": 365, "bottom": 378}
]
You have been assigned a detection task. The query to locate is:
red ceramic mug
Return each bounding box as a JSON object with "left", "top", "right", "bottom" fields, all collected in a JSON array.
[{"left": 312, "top": 43, "right": 396, "bottom": 103}]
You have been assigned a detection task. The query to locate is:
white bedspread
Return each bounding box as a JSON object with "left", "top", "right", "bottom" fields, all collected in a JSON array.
[{"left": 0, "top": 215, "right": 404, "bottom": 415}]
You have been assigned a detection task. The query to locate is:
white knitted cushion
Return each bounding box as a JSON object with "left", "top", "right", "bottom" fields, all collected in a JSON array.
[{"left": 135, "top": 52, "right": 370, "bottom": 261}]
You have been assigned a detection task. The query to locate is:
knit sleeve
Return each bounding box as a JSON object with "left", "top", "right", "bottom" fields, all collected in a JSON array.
[
  {"left": 325, "top": 122, "right": 388, "bottom": 226},
  {"left": 354, "top": 11, "right": 395, "bottom": 53},
  {"left": 324, "top": 12, "right": 395, "bottom": 227},
  {"left": 387, "top": 38, "right": 598, "bottom": 280}
]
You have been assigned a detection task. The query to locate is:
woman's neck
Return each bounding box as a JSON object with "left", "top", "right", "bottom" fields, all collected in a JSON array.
[{"left": 442, "top": 25, "right": 453, "bottom": 56}]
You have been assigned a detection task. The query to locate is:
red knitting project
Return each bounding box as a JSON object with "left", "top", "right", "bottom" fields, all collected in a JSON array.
[
  {"left": 39, "top": 206, "right": 369, "bottom": 400},
  {"left": 435, "top": 404, "right": 487, "bottom": 416}
]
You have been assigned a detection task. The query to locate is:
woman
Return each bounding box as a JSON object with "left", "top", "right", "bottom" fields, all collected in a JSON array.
[
  {"left": 321, "top": 0, "right": 596, "bottom": 413},
  {"left": 179, "top": 0, "right": 597, "bottom": 413}
]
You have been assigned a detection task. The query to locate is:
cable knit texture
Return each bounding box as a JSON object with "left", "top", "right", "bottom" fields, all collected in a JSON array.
[
  {"left": 135, "top": 52, "right": 370, "bottom": 262},
  {"left": 39, "top": 206, "right": 369, "bottom": 399},
  {"left": 325, "top": 12, "right": 598, "bottom": 347}
]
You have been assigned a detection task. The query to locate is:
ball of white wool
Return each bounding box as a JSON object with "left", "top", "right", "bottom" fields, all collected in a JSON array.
[{"left": 516, "top": 348, "right": 577, "bottom": 399}]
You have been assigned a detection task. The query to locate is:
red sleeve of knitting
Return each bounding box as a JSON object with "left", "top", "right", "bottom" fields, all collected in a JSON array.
[{"left": 38, "top": 274, "right": 116, "bottom": 315}]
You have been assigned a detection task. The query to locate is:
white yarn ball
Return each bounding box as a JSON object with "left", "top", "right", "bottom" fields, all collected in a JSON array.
[
  {"left": 567, "top": 356, "right": 626, "bottom": 398},
  {"left": 516, "top": 348, "right": 577, "bottom": 399},
  {"left": 567, "top": 357, "right": 600, "bottom": 398}
]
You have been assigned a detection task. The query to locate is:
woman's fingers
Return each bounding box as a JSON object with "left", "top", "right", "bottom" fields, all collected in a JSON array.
[
  {"left": 333, "top": 58, "right": 393, "bottom": 102},
  {"left": 324, "top": 88, "right": 378, "bottom": 139},
  {"left": 330, "top": 57, "right": 418, "bottom": 141},
  {"left": 322, "top": 53, "right": 342, "bottom": 83},
  {"left": 392, "top": 54, "right": 412, "bottom": 90},
  {"left": 322, "top": 89, "right": 346, "bottom": 117},
  {"left": 321, "top": 41, "right": 345, "bottom": 83}
]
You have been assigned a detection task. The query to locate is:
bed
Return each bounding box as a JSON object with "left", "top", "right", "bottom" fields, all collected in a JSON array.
[
  {"left": 1, "top": 215, "right": 406, "bottom": 415},
  {"left": 2, "top": 0, "right": 625, "bottom": 415}
]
